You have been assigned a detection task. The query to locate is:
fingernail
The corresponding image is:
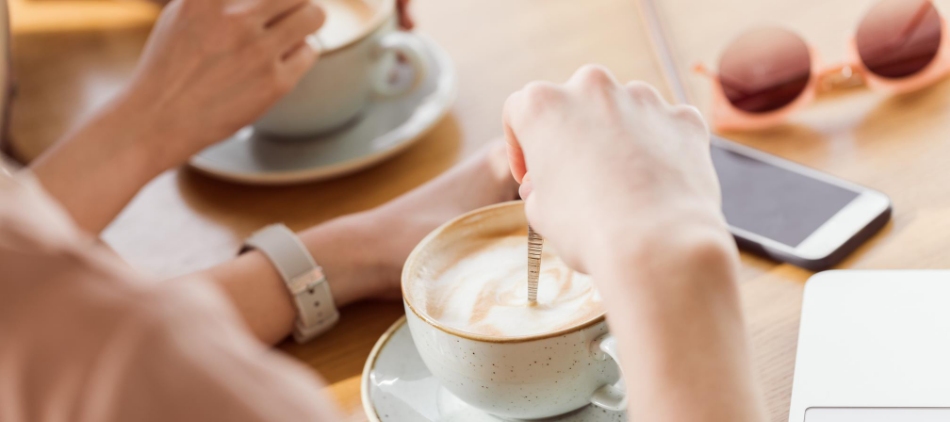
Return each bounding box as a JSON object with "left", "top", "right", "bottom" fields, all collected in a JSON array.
[{"left": 519, "top": 178, "right": 534, "bottom": 199}]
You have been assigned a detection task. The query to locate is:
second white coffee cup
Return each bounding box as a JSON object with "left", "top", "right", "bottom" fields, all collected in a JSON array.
[{"left": 254, "top": 0, "right": 429, "bottom": 137}]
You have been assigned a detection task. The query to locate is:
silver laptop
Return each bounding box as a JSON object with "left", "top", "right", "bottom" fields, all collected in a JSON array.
[{"left": 789, "top": 270, "right": 950, "bottom": 421}]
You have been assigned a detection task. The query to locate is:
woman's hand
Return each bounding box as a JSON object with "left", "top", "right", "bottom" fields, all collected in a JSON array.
[
  {"left": 503, "top": 66, "right": 764, "bottom": 422},
  {"left": 396, "top": 0, "right": 414, "bottom": 29},
  {"left": 32, "top": 0, "right": 413, "bottom": 235},
  {"left": 124, "top": 0, "right": 325, "bottom": 168},
  {"left": 503, "top": 65, "right": 726, "bottom": 274},
  {"left": 31, "top": 0, "right": 325, "bottom": 234}
]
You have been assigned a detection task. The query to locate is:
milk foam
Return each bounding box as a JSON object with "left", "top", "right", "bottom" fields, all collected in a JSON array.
[
  {"left": 314, "top": 0, "right": 378, "bottom": 50},
  {"left": 413, "top": 233, "right": 604, "bottom": 338}
]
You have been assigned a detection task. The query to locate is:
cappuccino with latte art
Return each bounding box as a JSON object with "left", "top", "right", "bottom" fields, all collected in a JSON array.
[{"left": 406, "top": 228, "right": 603, "bottom": 338}]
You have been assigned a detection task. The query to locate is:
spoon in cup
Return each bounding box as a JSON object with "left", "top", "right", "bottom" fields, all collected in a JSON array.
[{"left": 527, "top": 225, "right": 543, "bottom": 305}]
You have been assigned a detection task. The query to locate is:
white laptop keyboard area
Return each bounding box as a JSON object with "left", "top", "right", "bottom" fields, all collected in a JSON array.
[{"left": 806, "top": 408, "right": 950, "bottom": 421}]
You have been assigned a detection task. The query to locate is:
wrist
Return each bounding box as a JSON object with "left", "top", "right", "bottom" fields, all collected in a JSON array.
[
  {"left": 110, "top": 88, "right": 184, "bottom": 173},
  {"left": 590, "top": 220, "right": 743, "bottom": 339},
  {"left": 297, "top": 213, "right": 387, "bottom": 307},
  {"left": 28, "top": 91, "right": 171, "bottom": 233},
  {"left": 589, "top": 210, "right": 738, "bottom": 293}
]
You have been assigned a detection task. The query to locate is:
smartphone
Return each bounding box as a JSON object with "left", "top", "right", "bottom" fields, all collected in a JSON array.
[{"left": 711, "top": 136, "right": 892, "bottom": 271}]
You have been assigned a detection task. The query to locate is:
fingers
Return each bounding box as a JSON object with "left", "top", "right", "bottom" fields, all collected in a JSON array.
[
  {"left": 502, "top": 81, "right": 559, "bottom": 143},
  {"left": 625, "top": 79, "right": 708, "bottom": 137},
  {"left": 396, "top": 0, "right": 414, "bottom": 30},
  {"left": 503, "top": 65, "right": 677, "bottom": 202},
  {"left": 502, "top": 87, "right": 529, "bottom": 184},
  {"left": 503, "top": 67, "right": 620, "bottom": 189},
  {"left": 266, "top": 2, "right": 326, "bottom": 58},
  {"left": 255, "top": 0, "right": 311, "bottom": 26},
  {"left": 623, "top": 80, "right": 709, "bottom": 135},
  {"left": 503, "top": 81, "right": 559, "bottom": 184},
  {"left": 281, "top": 38, "right": 320, "bottom": 80},
  {"left": 503, "top": 120, "right": 526, "bottom": 184},
  {"left": 623, "top": 80, "right": 666, "bottom": 105},
  {"left": 670, "top": 104, "right": 710, "bottom": 137},
  {"left": 518, "top": 172, "right": 534, "bottom": 199},
  {"left": 502, "top": 76, "right": 576, "bottom": 194},
  {"left": 566, "top": 64, "right": 622, "bottom": 93}
]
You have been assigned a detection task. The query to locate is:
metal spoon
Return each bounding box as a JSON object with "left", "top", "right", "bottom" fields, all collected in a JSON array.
[{"left": 527, "top": 225, "right": 543, "bottom": 305}]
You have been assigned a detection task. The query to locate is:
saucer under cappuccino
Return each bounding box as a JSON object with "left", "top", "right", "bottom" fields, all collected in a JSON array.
[{"left": 406, "top": 227, "right": 603, "bottom": 338}]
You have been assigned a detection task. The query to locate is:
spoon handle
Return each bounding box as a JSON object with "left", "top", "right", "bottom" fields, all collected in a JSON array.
[{"left": 527, "top": 225, "right": 543, "bottom": 304}]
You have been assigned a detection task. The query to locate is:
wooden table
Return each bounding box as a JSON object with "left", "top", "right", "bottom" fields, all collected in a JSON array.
[{"left": 11, "top": 0, "right": 950, "bottom": 420}]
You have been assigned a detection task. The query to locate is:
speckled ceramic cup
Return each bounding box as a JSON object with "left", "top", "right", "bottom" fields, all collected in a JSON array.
[{"left": 401, "top": 201, "right": 627, "bottom": 420}]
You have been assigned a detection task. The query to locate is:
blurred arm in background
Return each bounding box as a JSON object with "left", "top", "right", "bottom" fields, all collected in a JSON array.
[
  {"left": 31, "top": 0, "right": 326, "bottom": 234},
  {"left": 29, "top": 0, "right": 412, "bottom": 235}
]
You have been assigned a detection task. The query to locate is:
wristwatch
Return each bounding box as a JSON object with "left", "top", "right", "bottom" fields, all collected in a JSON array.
[{"left": 241, "top": 224, "right": 340, "bottom": 343}]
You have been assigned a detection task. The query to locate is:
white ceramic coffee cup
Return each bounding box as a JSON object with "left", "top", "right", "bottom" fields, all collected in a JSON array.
[
  {"left": 254, "top": 0, "right": 429, "bottom": 137},
  {"left": 402, "top": 201, "right": 627, "bottom": 420}
]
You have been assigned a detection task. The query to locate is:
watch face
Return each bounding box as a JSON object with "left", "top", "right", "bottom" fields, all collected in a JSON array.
[{"left": 288, "top": 267, "right": 327, "bottom": 295}]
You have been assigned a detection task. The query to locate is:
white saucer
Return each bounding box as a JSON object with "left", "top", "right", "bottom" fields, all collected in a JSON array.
[
  {"left": 189, "top": 35, "right": 456, "bottom": 185},
  {"left": 361, "top": 317, "right": 628, "bottom": 422}
]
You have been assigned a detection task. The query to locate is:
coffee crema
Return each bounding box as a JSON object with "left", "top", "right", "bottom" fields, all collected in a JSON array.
[
  {"left": 407, "top": 229, "right": 604, "bottom": 338},
  {"left": 313, "top": 0, "right": 380, "bottom": 51}
]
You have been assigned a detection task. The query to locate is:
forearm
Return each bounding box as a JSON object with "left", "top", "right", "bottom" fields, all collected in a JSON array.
[
  {"left": 30, "top": 91, "right": 167, "bottom": 234},
  {"left": 170, "top": 143, "right": 515, "bottom": 346},
  {"left": 592, "top": 221, "right": 766, "bottom": 422},
  {"left": 193, "top": 212, "right": 388, "bottom": 345}
]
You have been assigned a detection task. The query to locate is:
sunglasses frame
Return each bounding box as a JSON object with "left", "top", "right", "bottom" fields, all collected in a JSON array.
[{"left": 698, "top": 0, "right": 950, "bottom": 132}]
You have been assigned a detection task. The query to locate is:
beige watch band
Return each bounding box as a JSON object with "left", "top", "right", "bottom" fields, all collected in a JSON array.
[{"left": 242, "top": 224, "right": 340, "bottom": 343}]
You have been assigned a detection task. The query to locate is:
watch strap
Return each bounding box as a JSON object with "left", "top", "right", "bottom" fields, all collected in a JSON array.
[{"left": 243, "top": 224, "right": 340, "bottom": 343}]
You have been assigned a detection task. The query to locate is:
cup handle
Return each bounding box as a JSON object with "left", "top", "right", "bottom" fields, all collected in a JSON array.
[
  {"left": 372, "top": 32, "right": 430, "bottom": 97},
  {"left": 589, "top": 333, "right": 627, "bottom": 411}
]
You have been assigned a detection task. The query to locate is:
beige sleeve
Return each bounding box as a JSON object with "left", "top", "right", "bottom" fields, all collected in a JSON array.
[
  {"left": 88, "top": 277, "right": 344, "bottom": 422},
  {"left": 0, "top": 172, "right": 341, "bottom": 422},
  {"left": 0, "top": 264, "right": 342, "bottom": 422}
]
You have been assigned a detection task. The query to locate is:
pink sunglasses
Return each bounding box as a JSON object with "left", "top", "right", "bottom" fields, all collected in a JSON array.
[{"left": 696, "top": 0, "right": 950, "bottom": 131}]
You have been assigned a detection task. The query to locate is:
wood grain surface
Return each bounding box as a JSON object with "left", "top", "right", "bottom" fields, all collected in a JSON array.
[{"left": 10, "top": 0, "right": 946, "bottom": 420}]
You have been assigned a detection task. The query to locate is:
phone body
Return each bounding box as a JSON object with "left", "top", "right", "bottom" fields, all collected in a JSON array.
[{"left": 711, "top": 136, "right": 892, "bottom": 271}]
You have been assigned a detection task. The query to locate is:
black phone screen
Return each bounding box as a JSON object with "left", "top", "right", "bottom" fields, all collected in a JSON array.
[{"left": 711, "top": 143, "right": 860, "bottom": 248}]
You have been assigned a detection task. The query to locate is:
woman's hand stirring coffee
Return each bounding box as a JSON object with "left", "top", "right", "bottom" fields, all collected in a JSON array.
[{"left": 504, "top": 65, "right": 767, "bottom": 422}]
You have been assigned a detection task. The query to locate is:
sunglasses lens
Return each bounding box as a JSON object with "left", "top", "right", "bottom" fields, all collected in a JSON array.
[
  {"left": 718, "top": 27, "right": 811, "bottom": 114},
  {"left": 857, "top": 0, "right": 942, "bottom": 79}
]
